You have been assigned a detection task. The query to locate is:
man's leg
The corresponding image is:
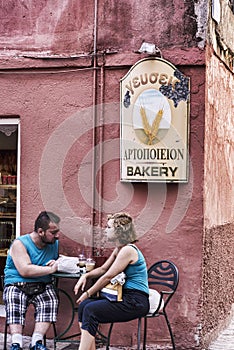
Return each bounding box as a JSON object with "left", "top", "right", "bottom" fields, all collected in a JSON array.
[
  {"left": 9, "top": 324, "right": 24, "bottom": 349},
  {"left": 31, "top": 285, "right": 59, "bottom": 349},
  {"left": 31, "top": 322, "right": 51, "bottom": 347},
  {"left": 4, "top": 286, "right": 28, "bottom": 350}
]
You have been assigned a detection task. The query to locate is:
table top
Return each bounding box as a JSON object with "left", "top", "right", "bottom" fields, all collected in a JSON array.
[{"left": 52, "top": 272, "right": 81, "bottom": 279}]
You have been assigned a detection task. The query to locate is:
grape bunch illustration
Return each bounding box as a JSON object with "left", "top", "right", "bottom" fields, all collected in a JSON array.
[{"left": 160, "top": 69, "right": 190, "bottom": 108}]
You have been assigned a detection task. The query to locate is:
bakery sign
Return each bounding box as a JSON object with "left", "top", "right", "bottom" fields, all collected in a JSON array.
[{"left": 120, "top": 57, "right": 190, "bottom": 182}]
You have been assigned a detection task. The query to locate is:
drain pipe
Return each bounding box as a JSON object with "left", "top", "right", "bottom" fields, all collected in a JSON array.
[
  {"left": 98, "top": 57, "right": 105, "bottom": 229},
  {"left": 91, "top": 0, "right": 98, "bottom": 253}
]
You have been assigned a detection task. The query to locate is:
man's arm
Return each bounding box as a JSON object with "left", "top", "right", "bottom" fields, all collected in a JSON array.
[{"left": 11, "top": 240, "right": 58, "bottom": 278}]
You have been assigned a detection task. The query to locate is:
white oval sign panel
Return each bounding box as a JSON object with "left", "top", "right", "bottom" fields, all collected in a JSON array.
[{"left": 120, "top": 57, "right": 190, "bottom": 183}]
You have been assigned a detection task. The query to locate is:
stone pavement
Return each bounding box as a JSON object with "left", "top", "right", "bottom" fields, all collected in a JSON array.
[
  {"left": 1, "top": 317, "right": 234, "bottom": 350},
  {"left": 0, "top": 333, "right": 125, "bottom": 350},
  {"left": 208, "top": 316, "right": 234, "bottom": 350}
]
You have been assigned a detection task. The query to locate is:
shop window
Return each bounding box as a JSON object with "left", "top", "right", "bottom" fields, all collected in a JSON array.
[{"left": 0, "top": 117, "right": 20, "bottom": 282}]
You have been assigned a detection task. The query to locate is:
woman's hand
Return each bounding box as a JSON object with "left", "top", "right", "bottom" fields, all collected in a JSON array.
[
  {"left": 74, "top": 274, "right": 87, "bottom": 295},
  {"left": 76, "top": 290, "right": 89, "bottom": 304}
]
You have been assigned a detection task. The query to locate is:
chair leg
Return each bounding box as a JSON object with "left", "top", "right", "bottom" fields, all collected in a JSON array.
[
  {"left": 164, "top": 313, "right": 176, "bottom": 350},
  {"left": 43, "top": 334, "right": 46, "bottom": 346},
  {"left": 52, "top": 321, "right": 57, "bottom": 350},
  {"left": 4, "top": 319, "right": 8, "bottom": 350},
  {"left": 143, "top": 317, "right": 147, "bottom": 350},
  {"left": 52, "top": 321, "right": 57, "bottom": 337},
  {"left": 137, "top": 318, "right": 141, "bottom": 350},
  {"left": 106, "top": 323, "right": 114, "bottom": 350},
  {"left": 42, "top": 321, "right": 57, "bottom": 348}
]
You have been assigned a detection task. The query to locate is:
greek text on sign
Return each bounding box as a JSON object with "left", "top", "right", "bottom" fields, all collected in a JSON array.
[{"left": 120, "top": 57, "right": 190, "bottom": 182}]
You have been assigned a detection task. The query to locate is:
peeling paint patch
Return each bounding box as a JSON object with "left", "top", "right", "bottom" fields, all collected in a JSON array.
[{"left": 194, "top": 0, "right": 208, "bottom": 49}]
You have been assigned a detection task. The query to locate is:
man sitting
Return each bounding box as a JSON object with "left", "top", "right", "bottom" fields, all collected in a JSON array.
[{"left": 3, "top": 211, "right": 61, "bottom": 350}]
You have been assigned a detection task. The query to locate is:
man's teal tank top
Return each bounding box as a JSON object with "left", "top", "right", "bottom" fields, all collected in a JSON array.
[{"left": 4, "top": 234, "right": 59, "bottom": 285}]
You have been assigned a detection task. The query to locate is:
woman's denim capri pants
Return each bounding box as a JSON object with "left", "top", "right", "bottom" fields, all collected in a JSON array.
[{"left": 78, "top": 289, "right": 149, "bottom": 337}]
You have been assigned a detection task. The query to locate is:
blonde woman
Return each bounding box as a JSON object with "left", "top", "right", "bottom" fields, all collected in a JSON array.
[{"left": 74, "top": 212, "right": 149, "bottom": 350}]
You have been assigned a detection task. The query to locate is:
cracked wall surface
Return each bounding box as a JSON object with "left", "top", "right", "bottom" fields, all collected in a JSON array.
[
  {"left": 208, "top": 0, "right": 234, "bottom": 71},
  {"left": 202, "top": 4, "right": 234, "bottom": 345}
]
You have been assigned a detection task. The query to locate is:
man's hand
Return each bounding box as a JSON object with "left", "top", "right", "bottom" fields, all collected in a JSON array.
[
  {"left": 46, "top": 259, "right": 56, "bottom": 266},
  {"left": 48, "top": 259, "right": 59, "bottom": 273}
]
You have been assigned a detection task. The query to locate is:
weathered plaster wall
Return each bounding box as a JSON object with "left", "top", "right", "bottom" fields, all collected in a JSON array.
[
  {"left": 208, "top": 0, "right": 234, "bottom": 70},
  {"left": 0, "top": 1, "right": 209, "bottom": 349},
  {"left": 0, "top": 63, "right": 206, "bottom": 349},
  {"left": 0, "top": 0, "right": 94, "bottom": 54},
  {"left": 0, "top": 0, "right": 203, "bottom": 58},
  {"left": 202, "top": 222, "right": 234, "bottom": 348},
  {"left": 93, "top": 65, "right": 206, "bottom": 349},
  {"left": 201, "top": 1, "right": 234, "bottom": 347},
  {"left": 204, "top": 47, "right": 234, "bottom": 228},
  {"left": 202, "top": 46, "right": 234, "bottom": 347}
]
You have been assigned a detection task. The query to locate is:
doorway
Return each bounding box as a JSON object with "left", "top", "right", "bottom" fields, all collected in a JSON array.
[{"left": 0, "top": 117, "right": 20, "bottom": 304}]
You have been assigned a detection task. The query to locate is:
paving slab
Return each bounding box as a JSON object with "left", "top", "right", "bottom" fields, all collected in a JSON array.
[
  {"left": 2, "top": 318, "right": 234, "bottom": 350},
  {"left": 208, "top": 317, "right": 234, "bottom": 350},
  {"left": 0, "top": 333, "right": 127, "bottom": 350}
]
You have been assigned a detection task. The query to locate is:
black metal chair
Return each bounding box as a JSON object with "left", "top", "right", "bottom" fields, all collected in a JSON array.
[
  {"left": 138, "top": 260, "right": 179, "bottom": 350},
  {"left": 103, "top": 260, "right": 179, "bottom": 350}
]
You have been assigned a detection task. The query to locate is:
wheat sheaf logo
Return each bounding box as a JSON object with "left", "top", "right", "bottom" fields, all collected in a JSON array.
[
  {"left": 140, "top": 106, "right": 163, "bottom": 145},
  {"left": 133, "top": 89, "right": 171, "bottom": 145}
]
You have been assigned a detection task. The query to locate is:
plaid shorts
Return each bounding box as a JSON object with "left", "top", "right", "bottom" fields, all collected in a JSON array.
[{"left": 3, "top": 284, "right": 59, "bottom": 325}]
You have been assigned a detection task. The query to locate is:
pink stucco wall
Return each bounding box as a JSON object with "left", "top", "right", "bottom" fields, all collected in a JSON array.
[
  {"left": 202, "top": 46, "right": 234, "bottom": 348},
  {"left": 0, "top": 1, "right": 209, "bottom": 349},
  {"left": 0, "top": 63, "right": 205, "bottom": 348},
  {"left": 204, "top": 47, "right": 234, "bottom": 229}
]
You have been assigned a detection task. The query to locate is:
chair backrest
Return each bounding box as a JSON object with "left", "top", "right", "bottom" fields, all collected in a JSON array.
[{"left": 147, "top": 260, "right": 179, "bottom": 311}]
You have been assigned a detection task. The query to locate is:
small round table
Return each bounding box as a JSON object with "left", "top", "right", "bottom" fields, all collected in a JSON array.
[{"left": 52, "top": 272, "right": 81, "bottom": 349}]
